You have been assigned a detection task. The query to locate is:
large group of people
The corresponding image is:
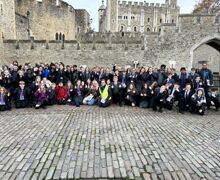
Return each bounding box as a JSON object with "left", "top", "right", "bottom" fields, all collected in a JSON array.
[{"left": 0, "top": 61, "right": 219, "bottom": 115}]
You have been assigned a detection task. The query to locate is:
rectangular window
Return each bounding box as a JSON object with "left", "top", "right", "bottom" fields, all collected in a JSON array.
[
  {"left": 118, "top": 16, "right": 122, "bottom": 20},
  {"left": 215, "top": 16, "right": 219, "bottom": 24},
  {"left": 0, "top": 4, "right": 3, "bottom": 15}
]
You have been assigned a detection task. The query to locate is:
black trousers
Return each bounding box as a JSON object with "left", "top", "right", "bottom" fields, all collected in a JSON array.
[
  {"left": 0, "top": 105, "right": 11, "bottom": 111},
  {"left": 35, "top": 99, "right": 48, "bottom": 108},
  {"left": 152, "top": 97, "right": 165, "bottom": 111},
  {"left": 73, "top": 96, "right": 83, "bottom": 107},
  {"left": 207, "top": 96, "right": 219, "bottom": 110},
  {"left": 112, "top": 92, "right": 122, "bottom": 105},
  {"left": 15, "top": 100, "right": 28, "bottom": 108},
  {"left": 191, "top": 102, "right": 206, "bottom": 115}
]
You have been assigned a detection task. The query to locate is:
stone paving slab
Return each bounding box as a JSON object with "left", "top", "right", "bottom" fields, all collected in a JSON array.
[{"left": 0, "top": 105, "right": 220, "bottom": 180}]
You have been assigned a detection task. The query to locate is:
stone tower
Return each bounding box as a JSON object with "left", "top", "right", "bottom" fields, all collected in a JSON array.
[
  {"left": 0, "top": 0, "right": 16, "bottom": 40},
  {"left": 106, "top": 0, "right": 118, "bottom": 32},
  {"left": 99, "top": 0, "right": 106, "bottom": 32},
  {"left": 170, "top": 0, "right": 177, "bottom": 7}
]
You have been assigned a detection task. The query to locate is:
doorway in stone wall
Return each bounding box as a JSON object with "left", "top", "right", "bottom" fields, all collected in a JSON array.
[
  {"left": 189, "top": 35, "right": 220, "bottom": 74},
  {"left": 189, "top": 34, "right": 220, "bottom": 88}
]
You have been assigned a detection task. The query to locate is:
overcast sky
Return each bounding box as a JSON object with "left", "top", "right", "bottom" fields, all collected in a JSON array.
[{"left": 65, "top": 0, "right": 196, "bottom": 31}]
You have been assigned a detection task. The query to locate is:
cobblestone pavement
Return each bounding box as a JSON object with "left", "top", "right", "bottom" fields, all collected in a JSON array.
[{"left": 0, "top": 106, "right": 220, "bottom": 180}]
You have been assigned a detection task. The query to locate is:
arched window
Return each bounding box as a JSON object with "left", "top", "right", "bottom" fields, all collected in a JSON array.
[
  {"left": 27, "top": 11, "right": 30, "bottom": 17},
  {"left": 159, "top": 28, "right": 161, "bottom": 33},
  {"left": 172, "top": 19, "right": 174, "bottom": 23},
  {"left": 62, "top": 34, "right": 65, "bottom": 41},
  {"left": 160, "top": 19, "right": 162, "bottom": 23},
  {"left": 59, "top": 33, "right": 62, "bottom": 41},
  {"left": 147, "top": 28, "right": 150, "bottom": 32},
  {"left": 0, "top": 4, "right": 3, "bottom": 15},
  {"left": 55, "top": 33, "right": 59, "bottom": 40},
  {"left": 147, "top": 18, "right": 150, "bottom": 22},
  {"left": 134, "top": 27, "right": 137, "bottom": 32}
]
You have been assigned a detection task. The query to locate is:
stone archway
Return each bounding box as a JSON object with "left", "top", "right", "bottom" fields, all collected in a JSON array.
[{"left": 189, "top": 34, "right": 220, "bottom": 72}]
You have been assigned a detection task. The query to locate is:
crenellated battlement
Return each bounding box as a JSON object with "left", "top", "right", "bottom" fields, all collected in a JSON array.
[{"left": 118, "top": 0, "right": 168, "bottom": 8}]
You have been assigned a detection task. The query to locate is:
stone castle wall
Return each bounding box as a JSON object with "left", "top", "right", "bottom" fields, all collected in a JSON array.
[
  {"left": 0, "top": 15, "right": 220, "bottom": 73},
  {"left": 15, "top": 0, "right": 76, "bottom": 40},
  {"left": 0, "top": 0, "right": 16, "bottom": 39}
]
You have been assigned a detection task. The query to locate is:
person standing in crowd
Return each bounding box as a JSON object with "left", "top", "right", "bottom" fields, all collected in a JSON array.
[
  {"left": 199, "top": 63, "right": 213, "bottom": 98},
  {"left": 178, "top": 67, "right": 189, "bottom": 90},
  {"left": 2, "top": 69, "right": 13, "bottom": 93},
  {"left": 111, "top": 76, "right": 123, "bottom": 106},
  {"left": 146, "top": 67, "right": 158, "bottom": 85},
  {"left": 157, "top": 65, "right": 168, "bottom": 86},
  {"left": 188, "top": 68, "right": 198, "bottom": 84},
  {"left": 56, "top": 63, "right": 67, "bottom": 84},
  {"left": 192, "top": 76, "right": 204, "bottom": 92},
  {"left": 98, "top": 79, "right": 112, "bottom": 108}
]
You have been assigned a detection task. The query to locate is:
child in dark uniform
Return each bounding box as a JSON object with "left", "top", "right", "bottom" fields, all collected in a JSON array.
[
  {"left": 139, "top": 83, "right": 151, "bottom": 108},
  {"left": 48, "top": 83, "right": 56, "bottom": 105},
  {"left": 0, "top": 87, "right": 11, "bottom": 111},
  {"left": 152, "top": 85, "right": 167, "bottom": 112},
  {"left": 191, "top": 88, "right": 207, "bottom": 115},
  {"left": 72, "top": 80, "right": 84, "bottom": 107},
  {"left": 126, "top": 83, "right": 137, "bottom": 107},
  {"left": 13, "top": 81, "right": 30, "bottom": 108},
  {"left": 111, "top": 76, "right": 123, "bottom": 106}
]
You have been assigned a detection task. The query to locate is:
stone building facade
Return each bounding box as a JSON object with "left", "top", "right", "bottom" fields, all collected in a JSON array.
[
  {"left": 0, "top": 0, "right": 90, "bottom": 41},
  {"left": 75, "top": 9, "right": 91, "bottom": 34},
  {"left": 99, "top": 0, "right": 180, "bottom": 33},
  {"left": 0, "top": 1, "right": 219, "bottom": 74}
]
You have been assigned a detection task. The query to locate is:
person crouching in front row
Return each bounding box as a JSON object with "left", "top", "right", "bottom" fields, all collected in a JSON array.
[
  {"left": 34, "top": 84, "right": 49, "bottom": 109},
  {"left": 0, "top": 86, "right": 11, "bottom": 111},
  {"left": 55, "top": 81, "right": 68, "bottom": 105},
  {"left": 152, "top": 85, "right": 167, "bottom": 113},
  {"left": 191, "top": 88, "right": 206, "bottom": 115},
  {"left": 48, "top": 83, "right": 56, "bottom": 105},
  {"left": 98, "top": 79, "right": 112, "bottom": 108},
  {"left": 13, "top": 81, "right": 30, "bottom": 108},
  {"left": 72, "top": 80, "right": 84, "bottom": 107},
  {"left": 139, "top": 83, "right": 152, "bottom": 108},
  {"left": 207, "top": 88, "right": 219, "bottom": 111},
  {"left": 83, "top": 80, "right": 99, "bottom": 106},
  {"left": 126, "top": 83, "right": 137, "bottom": 107}
]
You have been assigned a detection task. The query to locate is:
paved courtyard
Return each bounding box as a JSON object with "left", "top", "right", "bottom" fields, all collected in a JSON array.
[{"left": 0, "top": 106, "right": 220, "bottom": 180}]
